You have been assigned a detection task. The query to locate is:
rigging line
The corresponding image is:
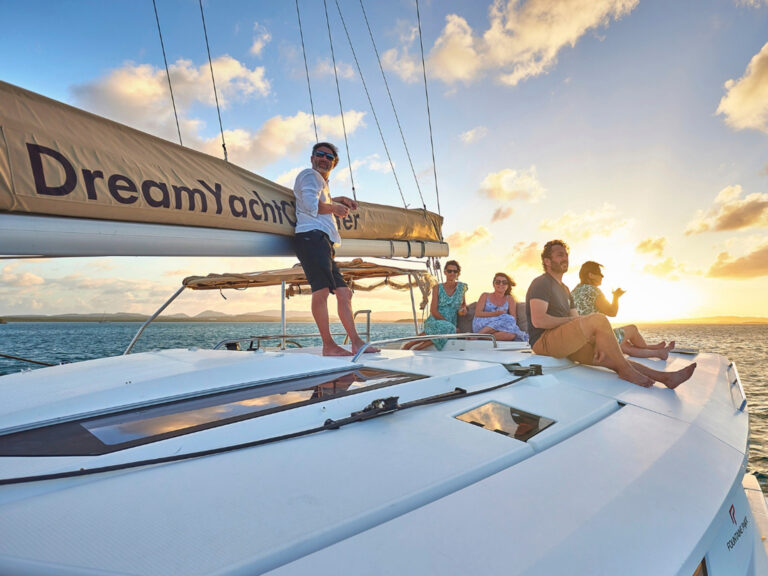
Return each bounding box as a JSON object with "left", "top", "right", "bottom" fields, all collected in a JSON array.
[
  {"left": 199, "top": 0, "right": 228, "bottom": 162},
  {"left": 334, "top": 0, "right": 407, "bottom": 209},
  {"left": 295, "top": 0, "right": 318, "bottom": 142},
  {"left": 152, "top": 0, "right": 183, "bottom": 147},
  {"left": 359, "top": 0, "right": 426, "bottom": 211},
  {"left": 322, "top": 0, "right": 357, "bottom": 201},
  {"left": 416, "top": 0, "right": 442, "bottom": 219}
]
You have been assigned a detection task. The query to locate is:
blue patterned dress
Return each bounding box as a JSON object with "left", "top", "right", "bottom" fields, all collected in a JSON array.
[
  {"left": 472, "top": 297, "right": 529, "bottom": 342},
  {"left": 423, "top": 282, "right": 467, "bottom": 350}
]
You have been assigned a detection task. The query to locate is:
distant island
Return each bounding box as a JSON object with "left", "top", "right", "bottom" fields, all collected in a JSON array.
[{"left": 0, "top": 310, "right": 416, "bottom": 323}]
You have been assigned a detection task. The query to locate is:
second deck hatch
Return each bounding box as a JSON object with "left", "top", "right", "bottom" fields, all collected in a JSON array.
[{"left": 456, "top": 401, "right": 555, "bottom": 442}]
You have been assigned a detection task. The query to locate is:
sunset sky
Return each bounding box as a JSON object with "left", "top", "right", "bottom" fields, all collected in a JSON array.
[{"left": 1, "top": 0, "right": 767, "bottom": 323}]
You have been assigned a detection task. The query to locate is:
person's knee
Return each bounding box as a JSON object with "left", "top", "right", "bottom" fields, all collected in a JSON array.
[
  {"left": 312, "top": 288, "right": 330, "bottom": 302},
  {"left": 336, "top": 287, "right": 353, "bottom": 303},
  {"left": 584, "top": 313, "right": 611, "bottom": 332}
]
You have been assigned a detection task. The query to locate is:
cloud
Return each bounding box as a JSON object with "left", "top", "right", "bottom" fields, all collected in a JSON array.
[
  {"left": 685, "top": 185, "right": 768, "bottom": 234},
  {"left": 198, "top": 110, "right": 366, "bottom": 171},
  {"left": 460, "top": 126, "right": 488, "bottom": 144},
  {"left": 635, "top": 236, "right": 668, "bottom": 257},
  {"left": 314, "top": 58, "right": 355, "bottom": 79},
  {"left": 506, "top": 241, "right": 541, "bottom": 270},
  {"left": 716, "top": 41, "right": 768, "bottom": 132},
  {"left": 735, "top": 1, "right": 768, "bottom": 7},
  {"left": 538, "top": 203, "right": 628, "bottom": 241},
  {"left": 491, "top": 206, "right": 514, "bottom": 222},
  {"left": 250, "top": 22, "right": 272, "bottom": 56},
  {"left": 0, "top": 265, "right": 44, "bottom": 287},
  {"left": 706, "top": 243, "right": 768, "bottom": 278},
  {"left": 643, "top": 257, "right": 688, "bottom": 281},
  {"left": 333, "top": 153, "right": 392, "bottom": 184},
  {"left": 383, "top": 0, "right": 638, "bottom": 86},
  {"left": 446, "top": 226, "right": 492, "bottom": 250},
  {"left": 275, "top": 167, "right": 303, "bottom": 188},
  {"left": 72, "top": 58, "right": 271, "bottom": 148},
  {"left": 478, "top": 166, "right": 545, "bottom": 202}
]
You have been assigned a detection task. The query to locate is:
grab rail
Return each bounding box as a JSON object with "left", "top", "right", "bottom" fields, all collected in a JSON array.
[
  {"left": 727, "top": 362, "right": 747, "bottom": 412},
  {"left": 352, "top": 333, "right": 498, "bottom": 363}
]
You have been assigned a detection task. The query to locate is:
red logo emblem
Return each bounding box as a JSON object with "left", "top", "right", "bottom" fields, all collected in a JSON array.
[{"left": 729, "top": 504, "right": 736, "bottom": 525}]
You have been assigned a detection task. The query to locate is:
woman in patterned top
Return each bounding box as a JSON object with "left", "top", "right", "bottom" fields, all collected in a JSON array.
[
  {"left": 471, "top": 272, "right": 528, "bottom": 342},
  {"left": 572, "top": 261, "right": 673, "bottom": 360},
  {"left": 403, "top": 260, "right": 468, "bottom": 351}
]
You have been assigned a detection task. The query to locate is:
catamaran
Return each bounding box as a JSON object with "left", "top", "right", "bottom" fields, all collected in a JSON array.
[{"left": 1, "top": 76, "right": 767, "bottom": 575}]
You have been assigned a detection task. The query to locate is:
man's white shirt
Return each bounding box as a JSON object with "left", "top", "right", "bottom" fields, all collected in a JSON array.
[{"left": 293, "top": 168, "right": 341, "bottom": 245}]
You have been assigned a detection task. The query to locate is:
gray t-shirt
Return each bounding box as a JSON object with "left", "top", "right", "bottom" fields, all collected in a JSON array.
[{"left": 525, "top": 273, "right": 575, "bottom": 347}]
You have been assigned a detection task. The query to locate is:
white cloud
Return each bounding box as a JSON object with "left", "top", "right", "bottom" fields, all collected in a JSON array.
[
  {"left": 716, "top": 42, "right": 768, "bottom": 132},
  {"left": 275, "top": 167, "right": 303, "bottom": 188},
  {"left": 250, "top": 22, "right": 272, "bottom": 56},
  {"left": 0, "top": 265, "right": 44, "bottom": 287},
  {"left": 685, "top": 185, "right": 768, "bottom": 234},
  {"left": 635, "top": 236, "right": 668, "bottom": 257},
  {"left": 314, "top": 58, "right": 355, "bottom": 80},
  {"left": 478, "top": 166, "right": 545, "bottom": 202},
  {"left": 507, "top": 241, "right": 541, "bottom": 270},
  {"left": 446, "top": 226, "right": 492, "bottom": 250},
  {"left": 538, "top": 203, "right": 629, "bottom": 241},
  {"left": 460, "top": 126, "right": 488, "bottom": 144},
  {"left": 383, "top": 0, "right": 639, "bottom": 86}
]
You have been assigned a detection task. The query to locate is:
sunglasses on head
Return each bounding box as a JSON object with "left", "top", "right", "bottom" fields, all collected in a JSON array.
[{"left": 313, "top": 151, "right": 336, "bottom": 161}]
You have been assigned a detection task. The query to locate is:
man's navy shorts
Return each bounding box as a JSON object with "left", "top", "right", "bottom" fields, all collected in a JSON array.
[{"left": 294, "top": 230, "right": 348, "bottom": 294}]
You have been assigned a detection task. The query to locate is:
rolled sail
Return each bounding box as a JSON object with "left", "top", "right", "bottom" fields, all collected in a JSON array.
[{"left": 0, "top": 81, "right": 446, "bottom": 257}]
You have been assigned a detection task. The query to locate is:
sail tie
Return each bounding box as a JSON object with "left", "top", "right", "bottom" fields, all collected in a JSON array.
[
  {"left": 152, "top": 0, "right": 183, "bottom": 147},
  {"left": 199, "top": 0, "right": 228, "bottom": 162}
]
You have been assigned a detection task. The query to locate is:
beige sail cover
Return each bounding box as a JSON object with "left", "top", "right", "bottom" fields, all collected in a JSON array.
[
  {"left": 0, "top": 81, "right": 443, "bottom": 242},
  {"left": 183, "top": 259, "right": 436, "bottom": 308}
]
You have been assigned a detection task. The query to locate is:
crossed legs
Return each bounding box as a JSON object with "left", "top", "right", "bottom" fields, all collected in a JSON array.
[{"left": 569, "top": 315, "right": 695, "bottom": 389}]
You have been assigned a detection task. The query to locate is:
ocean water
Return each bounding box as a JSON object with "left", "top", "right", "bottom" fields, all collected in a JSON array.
[{"left": 1, "top": 321, "right": 766, "bottom": 493}]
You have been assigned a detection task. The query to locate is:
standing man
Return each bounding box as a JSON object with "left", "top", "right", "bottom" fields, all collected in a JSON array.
[
  {"left": 525, "top": 239, "right": 695, "bottom": 389},
  {"left": 293, "top": 142, "right": 378, "bottom": 356}
]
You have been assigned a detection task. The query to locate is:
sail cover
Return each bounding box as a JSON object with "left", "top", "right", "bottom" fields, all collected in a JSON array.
[{"left": 0, "top": 81, "right": 443, "bottom": 243}]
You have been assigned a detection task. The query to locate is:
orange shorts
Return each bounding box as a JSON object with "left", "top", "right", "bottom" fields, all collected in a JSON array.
[{"left": 532, "top": 317, "right": 595, "bottom": 364}]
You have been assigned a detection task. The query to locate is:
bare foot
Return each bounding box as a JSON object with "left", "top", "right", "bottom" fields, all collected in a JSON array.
[
  {"left": 666, "top": 340, "right": 676, "bottom": 351},
  {"left": 651, "top": 348, "right": 670, "bottom": 361},
  {"left": 618, "top": 367, "right": 655, "bottom": 388},
  {"left": 662, "top": 362, "right": 696, "bottom": 390},
  {"left": 352, "top": 343, "right": 380, "bottom": 354},
  {"left": 323, "top": 344, "right": 353, "bottom": 356},
  {"left": 648, "top": 341, "right": 667, "bottom": 349}
]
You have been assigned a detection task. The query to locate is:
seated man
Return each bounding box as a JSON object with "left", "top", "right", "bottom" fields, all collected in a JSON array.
[{"left": 525, "top": 240, "right": 695, "bottom": 389}]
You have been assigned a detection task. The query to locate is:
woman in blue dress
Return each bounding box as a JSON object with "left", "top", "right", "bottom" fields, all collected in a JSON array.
[
  {"left": 403, "top": 260, "right": 467, "bottom": 351},
  {"left": 472, "top": 272, "right": 528, "bottom": 342}
]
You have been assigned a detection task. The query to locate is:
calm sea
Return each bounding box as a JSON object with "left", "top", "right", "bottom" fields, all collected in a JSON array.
[{"left": 1, "top": 321, "right": 766, "bottom": 494}]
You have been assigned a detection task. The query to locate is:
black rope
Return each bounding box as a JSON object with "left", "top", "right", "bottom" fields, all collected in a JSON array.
[
  {"left": 199, "top": 0, "right": 228, "bottom": 162},
  {"left": 296, "top": 0, "right": 318, "bottom": 142},
  {"left": 322, "top": 0, "right": 357, "bottom": 201},
  {"left": 334, "top": 0, "right": 407, "bottom": 208},
  {"left": 0, "top": 373, "right": 533, "bottom": 486},
  {"left": 359, "top": 0, "right": 427, "bottom": 211},
  {"left": 152, "top": 0, "right": 183, "bottom": 146},
  {"left": 0, "top": 352, "right": 54, "bottom": 367},
  {"left": 416, "top": 0, "right": 441, "bottom": 219}
]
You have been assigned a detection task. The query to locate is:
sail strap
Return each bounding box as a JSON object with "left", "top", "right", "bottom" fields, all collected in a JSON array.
[
  {"left": 334, "top": 0, "right": 406, "bottom": 208},
  {"left": 199, "top": 0, "right": 228, "bottom": 162},
  {"left": 152, "top": 0, "right": 183, "bottom": 146},
  {"left": 359, "top": 0, "right": 427, "bottom": 212},
  {"left": 295, "top": 0, "right": 318, "bottom": 142},
  {"left": 416, "top": 0, "right": 441, "bottom": 220},
  {"left": 322, "top": 0, "right": 357, "bottom": 201}
]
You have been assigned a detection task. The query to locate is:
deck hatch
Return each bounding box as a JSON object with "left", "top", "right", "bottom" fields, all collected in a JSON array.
[
  {"left": 456, "top": 401, "right": 555, "bottom": 442},
  {"left": 0, "top": 367, "right": 424, "bottom": 456}
]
